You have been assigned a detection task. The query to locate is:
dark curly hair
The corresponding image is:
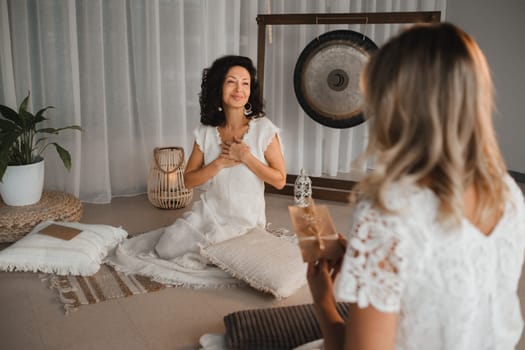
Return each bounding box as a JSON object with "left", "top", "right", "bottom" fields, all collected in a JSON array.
[{"left": 199, "top": 55, "right": 264, "bottom": 126}]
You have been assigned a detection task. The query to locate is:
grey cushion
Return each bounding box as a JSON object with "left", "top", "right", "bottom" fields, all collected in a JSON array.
[{"left": 224, "top": 303, "right": 350, "bottom": 350}]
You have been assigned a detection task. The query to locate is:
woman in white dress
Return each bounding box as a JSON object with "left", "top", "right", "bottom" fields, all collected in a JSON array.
[
  {"left": 155, "top": 55, "right": 286, "bottom": 259},
  {"left": 107, "top": 56, "right": 285, "bottom": 286},
  {"left": 305, "top": 23, "right": 525, "bottom": 349}
]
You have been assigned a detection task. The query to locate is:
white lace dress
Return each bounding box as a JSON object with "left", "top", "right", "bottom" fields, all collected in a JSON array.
[
  {"left": 333, "top": 175, "right": 525, "bottom": 349},
  {"left": 155, "top": 116, "right": 280, "bottom": 259}
]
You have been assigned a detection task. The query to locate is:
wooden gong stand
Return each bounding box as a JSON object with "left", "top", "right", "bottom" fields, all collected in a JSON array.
[{"left": 256, "top": 11, "right": 441, "bottom": 202}]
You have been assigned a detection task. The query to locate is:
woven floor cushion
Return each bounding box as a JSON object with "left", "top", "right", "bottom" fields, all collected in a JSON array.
[
  {"left": 224, "top": 302, "right": 350, "bottom": 350},
  {"left": 0, "top": 191, "right": 82, "bottom": 243}
]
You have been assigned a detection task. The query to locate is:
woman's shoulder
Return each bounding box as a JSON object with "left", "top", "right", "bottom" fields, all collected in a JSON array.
[
  {"left": 348, "top": 181, "right": 439, "bottom": 247},
  {"left": 505, "top": 173, "right": 524, "bottom": 202},
  {"left": 503, "top": 174, "right": 525, "bottom": 222},
  {"left": 249, "top": 117, "right": 280, "bottom": 141},
  {"left": 250, "top": 116, "right": 278, "bottom": 131},
  {"left": 194, "top": 123, "right": 216, "bottom": 132},
  {"left": 193, "top": 123, "right": 217, "bottom": 137},
  {"left": 193, "top": 123, "right": 219, "bottom": 148},
  {"left": 354, "top": 181, "right": 438, "bottom": 217}
]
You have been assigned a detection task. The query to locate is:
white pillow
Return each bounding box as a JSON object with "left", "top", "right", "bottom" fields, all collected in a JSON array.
[
  {"left": 201, "top": 227, "right": 307, "bottom": 299},
  {"left": 0, "top": 221, "right": 128, "bottom": 276}
]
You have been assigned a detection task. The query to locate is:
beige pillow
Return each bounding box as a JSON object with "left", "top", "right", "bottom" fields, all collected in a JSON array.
[{"left": 201, "top": 227, "right": 307, "bottom": 299}]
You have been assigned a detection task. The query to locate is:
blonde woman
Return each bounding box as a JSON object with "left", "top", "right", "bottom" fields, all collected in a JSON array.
[{"left": 305, "top": 23, "right": 525, "bottom": 350}]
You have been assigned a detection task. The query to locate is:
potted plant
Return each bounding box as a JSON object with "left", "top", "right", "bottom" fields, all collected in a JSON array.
[{"left": 0, "top": 92, "right": 81, "bottom": 206}]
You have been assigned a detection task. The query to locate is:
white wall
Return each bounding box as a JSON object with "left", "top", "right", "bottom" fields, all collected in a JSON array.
[{"left": 447, "top": 0, "right": 525, "bottom": 173}]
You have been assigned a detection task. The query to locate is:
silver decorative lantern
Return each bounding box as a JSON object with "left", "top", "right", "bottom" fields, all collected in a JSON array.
[{"left": 294, "top": 168, "right": 312, "bottom": 207}]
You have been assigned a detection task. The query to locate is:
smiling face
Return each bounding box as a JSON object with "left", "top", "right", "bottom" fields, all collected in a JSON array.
[{"left": 221, "top": 66, "right": 251, "bottom": 109}]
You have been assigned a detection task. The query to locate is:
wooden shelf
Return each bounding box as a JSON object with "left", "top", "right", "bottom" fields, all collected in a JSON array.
[{"left": 265, "top": 174, "right": 360, "bottom": 203}]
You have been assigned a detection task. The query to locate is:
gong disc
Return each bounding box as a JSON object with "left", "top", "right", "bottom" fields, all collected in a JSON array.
[{"left": 294, "top": 30, "right": 378, "bottom": 129}]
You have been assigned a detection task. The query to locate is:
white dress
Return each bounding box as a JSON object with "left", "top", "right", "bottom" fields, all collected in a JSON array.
[
  {"left": 106, "top": 117, "right": 281, "bottom": 287},
  {"left": 155, "top": 116, "right": 279, "bottom": 259},
  {"left": 333, "top": 175, "right": 525, "bottom": 349}
]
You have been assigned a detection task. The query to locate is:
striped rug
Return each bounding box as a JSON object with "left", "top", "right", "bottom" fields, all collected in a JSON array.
[{"left": 43, "top": 264, "right": 169, "bottom": 313}]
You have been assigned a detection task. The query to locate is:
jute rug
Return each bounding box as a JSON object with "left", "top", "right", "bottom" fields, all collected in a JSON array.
[
  {"left": 42, "top": 263, "right": 169, "bottom": 314},
  {"left": 42, "top": 224, "right": 291, "bottom": 314}
]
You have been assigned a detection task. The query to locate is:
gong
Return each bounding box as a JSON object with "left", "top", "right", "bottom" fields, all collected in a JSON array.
[{"left": 293, "top": 30, "right": 378, "bottom": 129}]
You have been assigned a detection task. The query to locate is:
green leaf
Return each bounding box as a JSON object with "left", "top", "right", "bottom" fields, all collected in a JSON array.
[
  {"left": 0, "top": 119, "right": 19, "bottom": 133},
  {"left": 20, "top": 109, "right": 35, "bottom": 130},
  {"left": 0, "top": 105, "right": 23, "bottom": 126},
  {"left": 41, "top": 125, "right": 83, "bottom": 133},
  {"left": 0, "top": 153, "right": 7, "bottom": 181},
  {"left": 18, "top": 93, "right": 31, "bottom": 128},
  {"left": 33, "top": 137, "right": 49, "bottom": 152},
  {"left": 61, "top": 125, "right": 82, "bottom": 131},
  {"left": 34, "top": 106, "right": 52, "bottom": 124},
  {"left": 0, "top": 133, "right": 22, "bottom": 180},
  {"left": 0, "top": 131, "right": 22, "bottom": 153},
  {"left": 51, "top": 143, "right": 72, "bottom": 170},
  {"left": 36, "top": 128, "right": 60, "bottom": 134},
  {"left": 18, "top": 93, "right": 30, "bottom": 113}
]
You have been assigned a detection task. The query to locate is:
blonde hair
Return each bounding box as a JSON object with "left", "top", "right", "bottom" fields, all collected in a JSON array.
[{"left": 355, "top": 22, "right": 508, "bottom": 225}]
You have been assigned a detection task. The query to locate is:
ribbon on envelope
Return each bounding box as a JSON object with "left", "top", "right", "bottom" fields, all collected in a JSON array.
[{"left": 289, "top": 198, "right": 338, "bottom": 251}]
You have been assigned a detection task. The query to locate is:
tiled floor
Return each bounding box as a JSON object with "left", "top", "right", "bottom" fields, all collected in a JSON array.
[{"left": 1, "top": 190, "right": 525, "bottom": 350}]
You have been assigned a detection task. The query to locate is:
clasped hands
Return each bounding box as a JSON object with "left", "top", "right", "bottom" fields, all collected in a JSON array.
[{"left": 218, "top": 136, "right": 250, "bottom": 168}]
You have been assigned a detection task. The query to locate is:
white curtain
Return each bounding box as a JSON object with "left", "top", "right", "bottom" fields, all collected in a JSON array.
[{"left": 0, "top": 0, "right": 446, "bottom": 203}]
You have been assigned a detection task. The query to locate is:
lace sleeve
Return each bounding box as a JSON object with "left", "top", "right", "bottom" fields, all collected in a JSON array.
[{"left": 334, "top": 200, "right": 405, "bottom": 313}]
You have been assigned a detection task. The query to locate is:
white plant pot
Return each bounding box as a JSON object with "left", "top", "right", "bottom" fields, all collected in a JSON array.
[{"left": 0, "top": 159, "right": 45, "bottom": 206}]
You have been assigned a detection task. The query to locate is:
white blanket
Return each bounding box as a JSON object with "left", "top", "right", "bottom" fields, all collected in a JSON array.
[{"left": 104, "top": 228, "right": 242, "bottom": 288}]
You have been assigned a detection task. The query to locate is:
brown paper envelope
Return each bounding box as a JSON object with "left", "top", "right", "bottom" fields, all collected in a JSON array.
[
  {"left": 298, "top": 238, "right": 346, "bottom": 262},
  {"left": 288, "top": 204, "right": 343, "bottom": 262},
  {"left": 38, "top": 223, "right": 82, "bottom": 241},
  {"left": 288, "top": 205, "right": 336, "bottom": 239}
]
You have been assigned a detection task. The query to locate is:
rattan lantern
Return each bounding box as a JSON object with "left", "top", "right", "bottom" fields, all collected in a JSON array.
[{"left": 147, "top": 147, "right": 193, "bottom": 209}]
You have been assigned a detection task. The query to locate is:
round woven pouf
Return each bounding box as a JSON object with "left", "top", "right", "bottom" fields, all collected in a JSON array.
[{"left": 0, "top": 191, "right": 83, "bottom": 243}]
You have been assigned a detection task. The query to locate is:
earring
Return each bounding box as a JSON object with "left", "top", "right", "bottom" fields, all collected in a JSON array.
[
  {"left": 218, "top": 106, "right": 223, "bottom": 112},
  {"left": 244, "top": 103, "right": 253, "bottom": 116}
]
